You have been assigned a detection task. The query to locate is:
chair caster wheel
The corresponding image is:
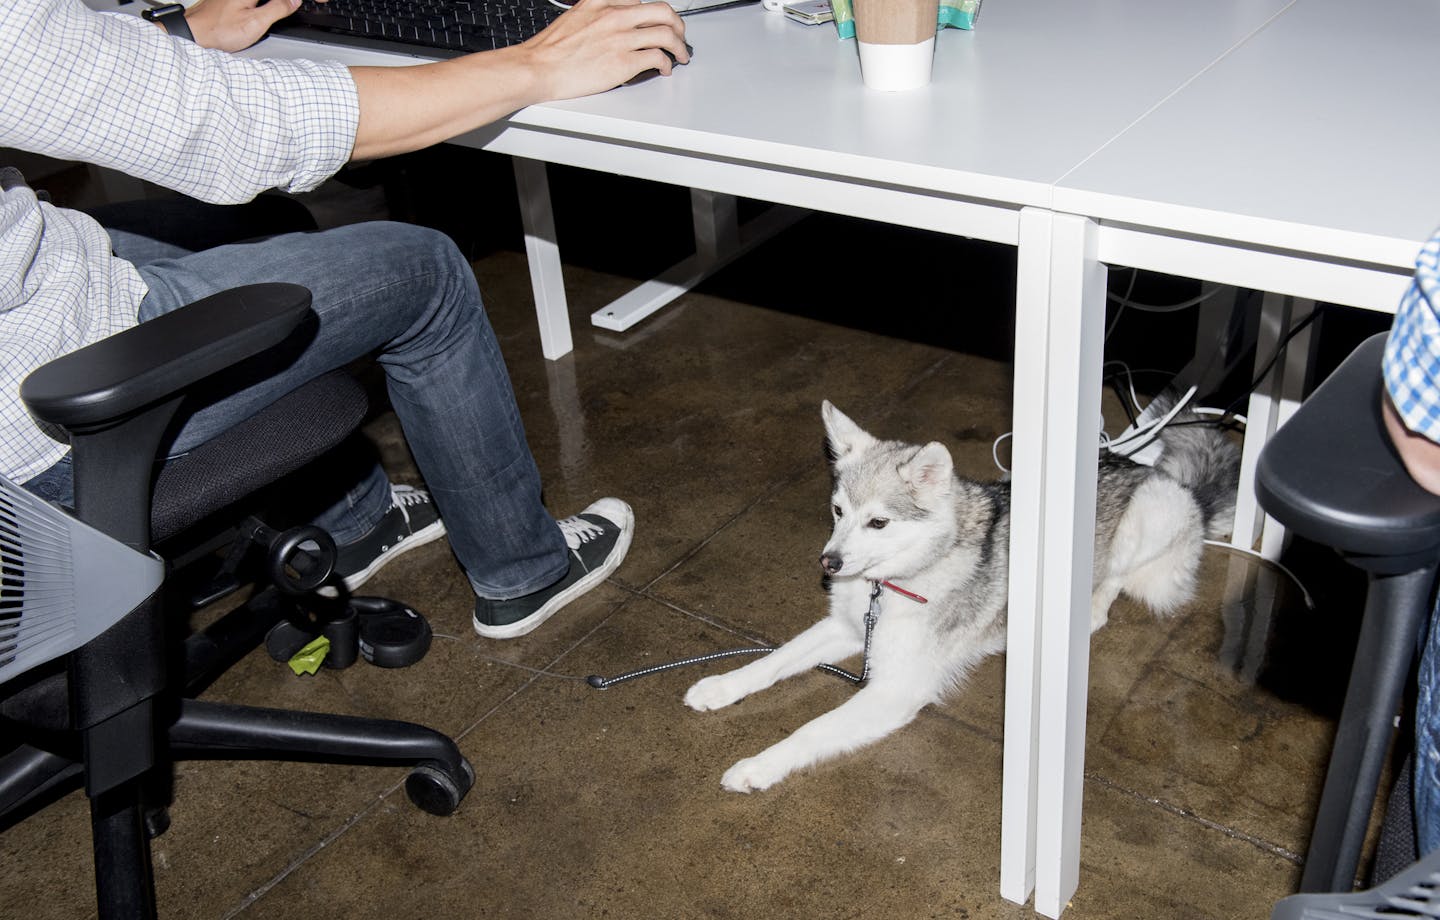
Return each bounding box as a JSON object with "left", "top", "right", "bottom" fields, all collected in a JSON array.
[
  {"left": 405, "top": 757, "right": 475, "bottom": 816},
  {"left": 144, "top": 806, "right": 171, "bottom": 840}
]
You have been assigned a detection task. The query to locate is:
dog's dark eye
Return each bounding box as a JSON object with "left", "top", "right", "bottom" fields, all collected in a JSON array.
[
  {"left": 867, "top": 518, "right": 889, "bottom": 530},
  {"left": 832, "top": 504, "right": 843, "bottom": 518}
]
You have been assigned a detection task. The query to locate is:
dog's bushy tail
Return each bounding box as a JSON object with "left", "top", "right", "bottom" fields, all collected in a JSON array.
[{"left": 1151, "top": 396, "right": 1242, "bottom": 540}]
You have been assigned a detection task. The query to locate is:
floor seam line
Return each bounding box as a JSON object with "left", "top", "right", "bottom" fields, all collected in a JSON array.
[{"left": 1084, "top": 770, "right": 1304, "bottom": 864}]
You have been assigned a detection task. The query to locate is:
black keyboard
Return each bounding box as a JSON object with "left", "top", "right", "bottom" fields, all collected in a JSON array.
[{"left": 268, "top": 0, "right": 565, "bottom": 57}]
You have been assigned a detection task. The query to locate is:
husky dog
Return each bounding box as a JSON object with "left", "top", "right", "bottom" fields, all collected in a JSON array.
[{"left": 685, "top": 399, "right": 1239, "bottom": 793}]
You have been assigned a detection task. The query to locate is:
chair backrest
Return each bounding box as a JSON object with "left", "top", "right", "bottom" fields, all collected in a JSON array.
[
  {"left": 1272, "top": 845, "right": 1440, "bottom": 918},
  {"left": 0, "top": 476, "right": 163, "bottom": 685}
]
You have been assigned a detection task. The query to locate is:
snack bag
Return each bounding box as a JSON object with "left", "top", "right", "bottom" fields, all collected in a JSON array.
[{"left": 830, "top": 0, "right": 979, "bottom": 39}]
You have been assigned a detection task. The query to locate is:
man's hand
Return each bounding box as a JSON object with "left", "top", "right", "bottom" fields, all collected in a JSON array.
[
  {"left": 348, "top": 0, "right": 687, "bottom": 161},
  {"left": 517, "top": 0, "right": 690, "bottom": 101},
  {"left": 185, "top": 0, "right": 310, "bottom": 53}
]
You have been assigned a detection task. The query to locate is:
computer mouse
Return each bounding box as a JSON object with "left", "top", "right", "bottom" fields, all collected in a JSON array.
[
  {"left": 627, "top": 41, "right": 692, "bottom": 85},
  {"left": 663, "top": 42, "right": 696, "bottom": 66},
  {"left": 622, "top": 41, "right": 688, "bottom": 84}
]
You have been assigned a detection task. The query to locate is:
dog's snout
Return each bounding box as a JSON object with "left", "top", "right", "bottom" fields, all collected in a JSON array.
[{"left": 819, "top": 553, "right": 843, "bottom": 575}]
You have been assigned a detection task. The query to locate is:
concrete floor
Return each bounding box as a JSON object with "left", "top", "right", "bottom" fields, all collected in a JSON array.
[{"left": 0, "top": 153, "right": 1398, "bottom": 918}]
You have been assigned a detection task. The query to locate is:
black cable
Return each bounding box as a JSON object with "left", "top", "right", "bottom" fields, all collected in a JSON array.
[
  {"left": 1224, "top": 308, "right": 1323, "bottom": 417},
  {"left": 1109, "top": 378, "right": 1139, "bottom": 427},
  {"left": 1101, "top": 306, "right": 1322, "bottom": 434}
]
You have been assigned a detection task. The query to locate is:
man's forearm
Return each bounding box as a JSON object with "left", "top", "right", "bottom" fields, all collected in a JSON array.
[
  {"left": 348, "top": 0, "right": 686, "bottom": 161},
  {"left": 349, "top": 52, "right": 542, "bottom": 162}
]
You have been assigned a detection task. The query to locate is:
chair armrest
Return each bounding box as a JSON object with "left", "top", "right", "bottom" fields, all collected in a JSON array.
[
  {"left": 1255, "top": 332, "right": 1440, "bottom": 561},
  {"left": 20, "top": 283, "right": 312, "bottom": 430}
]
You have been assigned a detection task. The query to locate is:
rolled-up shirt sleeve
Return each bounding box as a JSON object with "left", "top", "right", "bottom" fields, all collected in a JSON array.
[
  {"left": 1384, "top": 231, "right": 1440, "bottom": 444},
  {"left": 0, "top": 0, "right": 359, "bottom": 204}
]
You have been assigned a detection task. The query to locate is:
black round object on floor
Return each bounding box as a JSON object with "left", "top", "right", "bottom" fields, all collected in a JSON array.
[
  {"left": 264, "top": 620, "right": 315, "bottom": 662},
  {"left": 353, "top": 597, "right": 432, "bottom": 668}
]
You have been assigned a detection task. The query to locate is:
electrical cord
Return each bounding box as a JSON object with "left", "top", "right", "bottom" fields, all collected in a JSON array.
[
  {"left": 1104, "top": 268, "right": 1141, "bottom": 342},
  {"left": 1203, "top": 540, "right": 1316, "bottom": 610},
  {"left": 1104, "top": 385, "right": 1198, "bottom": 455},
  {"left": 1193, "top": 406, "right": 1248, "bottom": 427},
  {"left": 1223, "top": 308, "right": 1323, "bottom": 417},
  {"left": 1104, "top": 360, "right": 1146, "bottom": 422},
  {"left": 991, "top": 431, "right": 1012, "bottom": 476},
  {"left": 1105, "top": 270, "right": 1229, "bottom": 343},
  {"left": 1111, "top": 282, "right": 1229, "bottom": 314}
]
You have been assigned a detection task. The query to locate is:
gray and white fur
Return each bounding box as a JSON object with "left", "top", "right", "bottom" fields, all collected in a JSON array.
[{"left": 685, "top": 399, "right": 1239, "bottom": 793}]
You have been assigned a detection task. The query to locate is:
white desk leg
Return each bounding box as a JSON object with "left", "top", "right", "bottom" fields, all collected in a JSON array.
[
  {"left": 1232, "top": 292, "right": 1288, "bottom": 550},
  {"left": 1257, "top": 298, "right": 1316, "bottom": 559},
  {"left": 1034, "top": 213, "right": 1106, "bottom": 920},
  {"left": 1232, "top": 294, "right": 1316, "bottom": 557},
  {"left": 590, "top": 194, "right": 807, "bottom": 333},
  {"left": 691, "top": 189, "right": 740, "bottom": 262},
  {"left": 513, "top": 157, "right": 574, "bottom": 361},
  {"left": 1000, "top": 207, "right": 1054, "bottom": 907}
]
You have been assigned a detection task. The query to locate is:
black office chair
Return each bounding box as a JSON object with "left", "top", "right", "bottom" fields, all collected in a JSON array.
[
  {"left": 0, "top": 283, "right": 473, "bottom": 920},
  {"left": 1272, "top": 845, "right": 1440, "bottom": 919},
  {"left": 1255, "top": 331, "right": 1440, "bottom": 893}
]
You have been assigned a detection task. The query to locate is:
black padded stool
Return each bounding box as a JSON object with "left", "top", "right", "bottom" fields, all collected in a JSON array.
[{"left": 1256, "top": 332, "right": 1440, "bottom": 892}]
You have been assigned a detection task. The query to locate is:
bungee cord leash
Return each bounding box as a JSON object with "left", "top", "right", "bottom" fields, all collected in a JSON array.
[{"left": 585, "top": 580, "right": 928, "bottom": 690}]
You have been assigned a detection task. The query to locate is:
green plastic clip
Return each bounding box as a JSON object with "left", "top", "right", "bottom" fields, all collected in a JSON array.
[{"left": 287, "top": 636, "right": 331, "bottom": 676}]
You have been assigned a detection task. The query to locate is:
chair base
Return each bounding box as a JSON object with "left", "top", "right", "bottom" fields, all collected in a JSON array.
[{"left": 1298, "top": 563, "right": 1435, "bottom": 892}]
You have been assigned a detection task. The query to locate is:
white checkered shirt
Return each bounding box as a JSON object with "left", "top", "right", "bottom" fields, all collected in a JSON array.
[
  {"left": 0, "top": 0, "right": 359, "bottom": 483},
  {"left": 1385, "top": 230, "right": 1440, "bottom": 443}
]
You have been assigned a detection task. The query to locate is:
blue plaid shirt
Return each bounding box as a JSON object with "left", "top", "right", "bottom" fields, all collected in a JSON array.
[
  {"left": 1384, "top": 231, "right": 1440, "bottom": 443},
  {"left": 0, "top": 0, "right": 358, "bottom": 484}
]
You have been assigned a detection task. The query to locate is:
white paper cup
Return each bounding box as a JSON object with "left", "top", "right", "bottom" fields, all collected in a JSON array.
[{"left": 857, "top": 36, "right": 935, "bottom": 91}]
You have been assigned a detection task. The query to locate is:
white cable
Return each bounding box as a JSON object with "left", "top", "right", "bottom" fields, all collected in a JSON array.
[
  {"left": 1193, "top": 406, "right": 1248, "bottom": 428},
  {"left": 1204, "top": 540, "right": 1316, "bottom": 610},
  {"left": 991, "top": 431, "right": 1012, "bottom": 476},
  {"left": 1107, "top": 385, "right": 1198, "bottom": 455},
  {"left": 1104, "top": 269, "right": 1140, "bottom": 342},
  {"left": 1108, "top": 280, "right": 1228, "bottom": 314},
  {"left": 1102, "top": 359, "right": 1144, "bottom": 421}
]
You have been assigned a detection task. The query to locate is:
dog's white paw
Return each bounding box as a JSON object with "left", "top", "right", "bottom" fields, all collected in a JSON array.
[
  {"left": 720, "top": 754, "right": 786, "bottom": 793},
  {"left": 685, "top": 674, "right": 745, "bottom": 711}
]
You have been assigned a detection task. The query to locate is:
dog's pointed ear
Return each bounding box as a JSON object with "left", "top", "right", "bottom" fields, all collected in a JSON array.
[
  {"left": 822, "top": 401, "right": 875, "bottom": 459},
  {"left": 900, "top": 441, "right": 953, "bottom": 498}
]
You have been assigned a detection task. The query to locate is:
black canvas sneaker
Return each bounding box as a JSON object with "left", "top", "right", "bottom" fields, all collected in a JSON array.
[
  {"left": 328, "top": 484, "right": 447, "bottom": 594},
  {"left": 472, "top": 497, "right": 634, "bottom": 639}
]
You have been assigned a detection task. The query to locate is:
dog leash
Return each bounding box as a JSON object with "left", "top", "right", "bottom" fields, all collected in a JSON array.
[
  {"left": 585, "top": 579, "right": 927, "bottom": 690},
  {"left": 856, "top": 579, "right": 929, "bottom": 681}
]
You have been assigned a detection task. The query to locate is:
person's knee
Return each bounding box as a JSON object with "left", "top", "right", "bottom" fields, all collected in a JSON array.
[
  {"left": 365, "top": 221, "right": 470, "bottom": 278},
  {"left": 352, "top": 221, "right": 486, "bottom": 333}
]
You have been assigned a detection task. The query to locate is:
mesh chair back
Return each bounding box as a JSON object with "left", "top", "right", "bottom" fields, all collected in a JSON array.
[
  {"left": 0, "top": 476, "right": 163, "bottom": 684},
  {"left": 1272, "top": 848, "right": 1440, "bottom": 918}
]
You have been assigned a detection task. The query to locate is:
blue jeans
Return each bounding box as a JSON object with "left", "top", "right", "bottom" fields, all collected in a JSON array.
[
  {"left": 24, "top": 218, "right": 567, "bottom": 600},
  {"left": 1417, "top": 600, "right": 1440, "bottom": 854}
]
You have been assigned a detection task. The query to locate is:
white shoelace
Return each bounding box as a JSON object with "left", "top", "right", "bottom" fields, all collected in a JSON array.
[
  {"left": 558, "top": 515, "right": 604, "bottom": 550},
  {"left": 390, "top": 484, "right": 430, "bottom": 529}
]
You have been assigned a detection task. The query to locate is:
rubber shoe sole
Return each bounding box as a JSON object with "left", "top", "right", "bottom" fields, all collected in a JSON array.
[{"left": 337, "top": 516, "right": 447, "bottom": 593}]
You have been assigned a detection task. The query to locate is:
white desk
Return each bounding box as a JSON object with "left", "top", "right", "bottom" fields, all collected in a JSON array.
[
  {"left": 242, "top": 4, "right": 1300, "bottom": 916},
  {"left": 1034, "top": 0, "right": 1440, "bottom": 911},
  {"left": 88, "top": 1, "right": 1320, "bottom": 914},
  {"left": 446, "top": 6, "right": 1298, "bottom": 914}
]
